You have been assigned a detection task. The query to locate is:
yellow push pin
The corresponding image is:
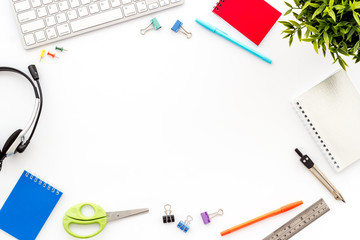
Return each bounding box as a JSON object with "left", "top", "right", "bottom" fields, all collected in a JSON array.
[{"left": 39, "top": 50, "right": 45, "bottom": 62}]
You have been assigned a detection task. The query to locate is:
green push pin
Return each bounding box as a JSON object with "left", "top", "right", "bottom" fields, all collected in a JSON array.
[
  {"left": 140, "top": 18, "right": 162, "bottom": 35},
  {"left": 55, "top": 46, "right": 67, "bottom": 52}
]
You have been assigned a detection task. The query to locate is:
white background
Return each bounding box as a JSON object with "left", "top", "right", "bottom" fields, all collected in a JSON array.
[{"left": 1, "top": 0, "right": 360, "bottom": 239}]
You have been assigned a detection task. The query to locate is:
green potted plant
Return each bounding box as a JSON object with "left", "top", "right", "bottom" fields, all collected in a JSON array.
[{"left": 280, "top": 0, "right": 360, "bottom": 70}]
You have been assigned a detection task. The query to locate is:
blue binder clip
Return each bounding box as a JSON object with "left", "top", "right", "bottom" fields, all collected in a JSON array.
[
  {"left": 177, "top": 215, "right": 193, "bottom": 233},
  {"left": 171, "top": 20, "right": 192, "bottom": 39}
]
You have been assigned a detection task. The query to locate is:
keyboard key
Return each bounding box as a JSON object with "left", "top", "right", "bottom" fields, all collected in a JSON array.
[
  {"left": 45, "top": 27, "right": 57, "bottom": 39},
  {"left": 45, "top": 16, "right": 56, "bottom": 26},
  {"left": 123, "top": 4, "right": 136, "bottom": 17},
  {"left": 78, "top": 7, "right": 89, "bottom": 17},
  {"left": 36, "top": 7, "right": 47, "bottom": 17},
  {"left": 56, "top": 13, "right": 67, "bottom": 23},
  {"left": 69, "top": 0, "right": 80, "bottom": 8},
  {"left": 110, "top": 0, "right": 120, "bottom": 7},
  {"left": 71, "top": 8, "right": 123, "bottom": 32},
  {"left": 148, "top": 2, "right": 158, "bottom": 10},
  {"left": 48, "top": 3, "right": 59, "bottom": 14},
  {"left": 159, "top": 0, "right": 169, "bottom": 6},
  {"left": 14, "top": 0, "right": 30, "bottom": 12},
  {"left": 42, "top": 0, "right": 52, "bottom": 4},
  {"left": 170, "top": 0, "right": 180, "bottom": 2},
  {"left": 136, "top": 1, "right": 147, "bottom": 12},
  {"left": 18, "top": 10, "right": 36, "bottom": 23},
  {"left": 24, "top": 33, "right": 35, "bottom": 45},
  {"left": 121, "top": 0, "right": 130, "bottom": 4},
  {"left": 89, "top": 3, "right": 99, "bottom": 14},
  {"left": 99, "top": 0, "right": 110, "bottom": 10},
  {"left": 35, "top": 30, "right": 47, "bottom": 42},
  {"left": 58, "top": 1, "right": 70, "bottom": 11},
  {"left": 67, "top": 9, "right": 78, "bottom": 20},
  {"left": 30, "top": 0, "right": 41, "bottom": 7},
  {"left": 21, "top": 19, "right": 45, "bottom": 33},
  {"left": 57, "top": 23, "right": 71, "bottom": 36},
  {"left": 81, "top": 0, "right": 91, "bottom": 4}
]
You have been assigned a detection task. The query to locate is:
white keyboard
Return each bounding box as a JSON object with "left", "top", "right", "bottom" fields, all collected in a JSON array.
[{"left": 9, "top": 0, "right": 184, "bottom": 49}]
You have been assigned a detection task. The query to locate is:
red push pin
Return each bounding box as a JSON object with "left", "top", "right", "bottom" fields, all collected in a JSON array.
[{"left": 47, "top": 52, "right": 59, "bottom": 59}]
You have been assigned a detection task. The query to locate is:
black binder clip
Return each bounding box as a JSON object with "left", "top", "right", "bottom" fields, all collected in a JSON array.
[{"left": 162, "top": 204, "right": 175, "bottom": 223}]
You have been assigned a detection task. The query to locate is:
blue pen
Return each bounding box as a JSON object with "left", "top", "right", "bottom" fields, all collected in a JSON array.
[{"left": 195, "top": 19, "right": 272, "bottom": 64}]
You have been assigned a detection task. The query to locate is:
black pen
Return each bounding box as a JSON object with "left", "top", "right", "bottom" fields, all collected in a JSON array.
[{"left": 295, "top": 148, "right": 345, "bottom": 203}]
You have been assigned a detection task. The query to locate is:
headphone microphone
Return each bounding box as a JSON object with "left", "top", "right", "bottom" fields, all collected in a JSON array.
[{"left": 0, "top": 65, "right": 43, "bottom": 171}]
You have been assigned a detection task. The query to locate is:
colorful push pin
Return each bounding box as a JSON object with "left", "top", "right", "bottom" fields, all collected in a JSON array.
[
  {"left": 39, "top": 50, "right": 46, "bottom": 62},
  {"left": 177, "top": 215, "right": 193, "bottom": 233},
  {"left": 140, "top": 18, "right": 162, "bottom": 35},
  {"left": 47, "top": 52, "right": 59, "bottom": 58},
  {"left": 55, "top": 46, "right": 67, "bottom": 52},
  {"left": 201, "top": 209, "right": 224, "bottom": 224},
  {"left": 171, "top": 20, "right": 192, "bottom": 39},
  {"left": 163, "top": 204, "right": 175, "bottom": 223}
]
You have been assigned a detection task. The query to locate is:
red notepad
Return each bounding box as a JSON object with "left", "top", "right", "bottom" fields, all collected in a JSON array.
[{"left": 213, "top": 0, "right": 281, "bottom": 45}]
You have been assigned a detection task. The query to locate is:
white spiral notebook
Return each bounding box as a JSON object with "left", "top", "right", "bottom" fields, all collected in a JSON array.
[{"left": 293, "top": 70, "right": 360, "bottom": 172}]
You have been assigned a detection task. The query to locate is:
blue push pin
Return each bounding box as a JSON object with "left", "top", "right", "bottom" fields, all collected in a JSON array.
[
  {"left": 177, "top": 215, "right": 193, "bottom": 233},
  {"left": 171, "top": 20, "right": 192, "bottom": 39}
]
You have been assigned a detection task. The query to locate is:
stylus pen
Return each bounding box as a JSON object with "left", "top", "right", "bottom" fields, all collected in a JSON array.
[{"left": 195, "top": 19, "right": 272, "bottom": 64}]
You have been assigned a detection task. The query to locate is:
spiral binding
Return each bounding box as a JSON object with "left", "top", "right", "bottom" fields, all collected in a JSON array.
[
  {"left": 24, "top": 171, "right": 61, "bottom": 195},
  {"left": 213, "top": 0, "right": 225, "bottom": 11},
  {"left": 295, "top": 102, "right": 340, "bottom": 170}
]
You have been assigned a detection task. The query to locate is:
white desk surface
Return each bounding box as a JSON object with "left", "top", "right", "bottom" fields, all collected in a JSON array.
[{"left": 1, "top": 0, "right": 360, "bottom": 239}]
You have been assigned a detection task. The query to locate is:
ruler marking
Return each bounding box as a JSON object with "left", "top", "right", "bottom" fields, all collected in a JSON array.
[{"left": 263, "top": 199, "right": 330, "bottom": 240}]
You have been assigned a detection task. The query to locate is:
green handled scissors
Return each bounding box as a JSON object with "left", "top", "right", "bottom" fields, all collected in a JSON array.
[{"left": 63, "top": 203, "right": 149, "bottom": 238}]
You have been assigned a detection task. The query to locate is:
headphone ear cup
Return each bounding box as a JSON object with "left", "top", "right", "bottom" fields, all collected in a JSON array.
[{"left": 2, "top": 129, "right": 23, "bottom": 155}]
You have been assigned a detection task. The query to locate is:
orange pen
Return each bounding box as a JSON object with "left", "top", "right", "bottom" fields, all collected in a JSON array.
[{"left": 220, "top": 201, "right": 303, "bottom": 236}]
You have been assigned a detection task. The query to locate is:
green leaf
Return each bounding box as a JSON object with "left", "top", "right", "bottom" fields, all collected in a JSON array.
[
  {"left": 302, "top": 1, "right": 311, "bottom": 11},
  {"left": 333, "top": 4, "right": 346, "bottom": 11},
  {"left": 284, "top": 9, "right": 292, "bottom": 16},
  {"left": 289, "top": 20, "right": 301, "bottom": 28},
  {"left": 324, "top": 31, "right": 330, "bottom": 46},
  {"left": 305, "top": 24, "right": 320, "bottom": 34},
  {"left": 283, "top": 33, "right": 291, "bottom": 39},
  {"left": 354, "top": 2, "right": 360, "bottom": 9},
  {"left": 329, "top": 0, "right": 334, "bottom": 9},
  {"left": 301, "top": 38, "right": 314, "bottom": 42},
  {"left": 278, "top": 21, "right": 293, "bottom": 28},
  {"left": 312, "top": 4, "right": 326, "bottom": 19},
  {"left": 354, "top": 12, "right": 360, "bottom": 27},
  {"left": 313, "top": 40, "right": 319, "bottom": 53},
  {"left": 339, "top": 60, "right": 347, "bottom": 70},
  {"left": 347, "top": 27, "right": 356, "bottom": 41},
  {"left": 329, "top": 9, "right": 336, "bottom": 22},
  {"left": 338, "top": 57, "right": 348, "bottom": 70},
  {"left": 282, "top": 29, "right": 294, "bottom": 34},
  {"left": 284, "top": 1, "right": 293, "bottom": 8},
  {"left": 353, "top": 40, "right": 360, "bottom": 54},
  {"left": 294, "top": 0, "right": 300, "bottom": 7},
  {"left": 289, "top": 35, "right": 294, "bottom": 46},
  {"left": 322, "top": 43, "right": 327, "bottom": 57},
  {"left": 297, "top": 28, "right": 302, "bottom": 41},
  {"left": 309, "top": 3, "right": 320, "bottom": 8}
]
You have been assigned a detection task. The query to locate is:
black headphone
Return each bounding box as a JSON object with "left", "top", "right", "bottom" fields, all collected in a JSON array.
[{"left": 0, "top": 65, "right": 43, "bottom": 171}]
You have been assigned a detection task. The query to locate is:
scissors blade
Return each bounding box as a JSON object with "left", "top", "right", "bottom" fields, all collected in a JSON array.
[{"left": 106, "top": 208, "right": 149, "bottom": 222}]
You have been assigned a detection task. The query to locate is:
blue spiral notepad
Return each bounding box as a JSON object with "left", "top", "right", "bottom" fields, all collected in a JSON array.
[{"left": 0, "top": 170, "right": 63, "bottom": 240}]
